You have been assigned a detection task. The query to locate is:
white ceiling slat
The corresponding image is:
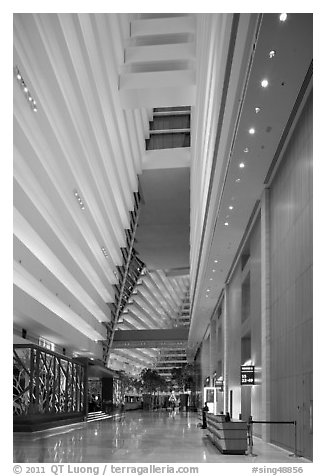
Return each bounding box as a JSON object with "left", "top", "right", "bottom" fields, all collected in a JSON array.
[
  {"left": 13, "top": 235, "right": 111, "bottom": 327},
  {"left": 94, "top": 13, "right": 144, "bottom": 181},
  {"left": 139, "top": 281, "right": 170, "bottom": 318},
  {"left": 140, "top": 107, "right": 150, "bottom": 139},
  {"left": 138, "top": 287, "right": 169, "bottom": 322},
  {"left": 124, "top": 109, "right": 143, "bottom": 174},
  {"left": 55, "top": 13, "right": 133, "bottom": 220},
  {"left": 78, "top": 14, "right": 139, "bottom": 195},
  {"left": 135, "top": 294, "right": 169, "bottom": 328},
  {"left": 121, "top": 310, "right": 151, "bottom": 330},
  {"left": 144, "top": 273, "right": 176, "bottom": 317},
  {"left": 14, "top": 15, "right": 128, "bottom": 249},
  {"left": 110, "top": 351, "right": 149, "bottom": 367},
  {"left": 126, "top": 309, "right": 154, "bottom": 330},
  {"left": 14, "top": 262, "right": 106, "bottom": 342},
  {"left": 155, "top": 270, "right": 180, "bottom": 311},
  {"left": 163, "top": 274, "right": 184, "bottom": 306},
  {"left": 133, "top": 109, "right": 147, "bottom": 165},
  {"left": 13, "top": 204, "right": 112, "bottom": 323},
  {"left": 132, "top": 299, "right": 163, "bottom": 329},
  {"left": 13, "top": 120, "right": 117, "bottom": 298}
]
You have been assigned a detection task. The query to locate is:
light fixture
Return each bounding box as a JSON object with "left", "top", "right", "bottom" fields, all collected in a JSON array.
[
  {"left": 261, "top": 79, "right": 269, "bottom": 88},
  {"left": 14, "top": 65, "right": 38, "bottom": 112},
  {"left": 224, "top": 222, "right": 229, "bottom": 226},
  {"left": 255, "top": 107, "right": 261, "bottom": 114},
  {"left": 229, "top": 205, "right": 234, "bottom": 210},
  {"left": 209, "top": 278, "right": 213, "bottom": 281},
  {"left": 101, "top": 247, "right": 109, "bottom": 259},
  {"left": 244, "top": 147, "right": 249, "bottom": 153},
  {"left": 239, "top": 162, "right": 245, "bottom": 168},
  {"left": 212, "top": 269, "right": 216, "bottom": 273},
  {"left": 73, "top": 189, "right": 86, "bottom": 210},
  {"left": 269, "top": 50, "right": 276, "bottom": 59},
  {"left": 214, "top": 259, "right": 218, "bottom": 263},
  {"left": 249, "top": 128, "right": 255, "bottom": 134},
  {"left": 279, "top": 13, "right": 287, "bottom": 22},
  {"left": 236, "top": 178, "right": 241, "bottom": 183}
]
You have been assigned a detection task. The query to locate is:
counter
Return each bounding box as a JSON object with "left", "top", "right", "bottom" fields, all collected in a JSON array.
[{"left": 206, "top": 414, "right": 248, "bottom": 454}]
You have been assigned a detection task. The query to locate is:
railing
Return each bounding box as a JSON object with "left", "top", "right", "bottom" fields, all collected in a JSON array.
[
  {"left": 13, "top": 344, "right": 86, "bottom": 420},
  {"left": 247, "top": 417, "right": 298, "bottom": 457}
]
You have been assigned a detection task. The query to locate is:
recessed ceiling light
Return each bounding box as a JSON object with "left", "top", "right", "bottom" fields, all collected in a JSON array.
[
  {"left": 212, "top": 269, "right": 216, "bottom": 273},
  {"left": 261, "top": 79, "right": 269, "bottom": 88},
  {"left": 214, "top": 259, "right": 218, "bottom": 263},
  {"left": 239, "top": 162, "right": 245, "bottom": 168},
  {"left": 207, "top": 289, "right": 210, "bottom": 292},
  {"left": 279, "top": 13, "right": 287, "bottom": 22},
  {"left": 236, "top": 178, "right": 241, "bottom": 183},
  {"left": 249, "top": 128, "right": 255, "bottom": 134},
  {"left": 209, "top": 278, "right": 213, "bottom": 281},
  {"left": 244, "top": 147, "right": 249, "bottom": 153},
  {"left": 255, "top": 107, "right": 261, "bottom": 114},
  {"left": 229, "top": 205, "right": 234, "bottom": 210},
  {"left": 269, "top": 50, "right": 276, "bottom": 59},
  {"left": 224, "top": 222, "right": 229, "bottom": 226}
]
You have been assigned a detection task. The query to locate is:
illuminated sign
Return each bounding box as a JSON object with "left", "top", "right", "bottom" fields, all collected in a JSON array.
[
  {"left": 241, "top": 365, "right": 255, "bottom": 385},
  {"left": 213, "top": 376, "right": 224, "bottom": 391}
]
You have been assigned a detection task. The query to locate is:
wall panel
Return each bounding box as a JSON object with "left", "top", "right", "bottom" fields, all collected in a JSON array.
[{"left": 269, "top": 91, "right": 313, "bottom": 459}]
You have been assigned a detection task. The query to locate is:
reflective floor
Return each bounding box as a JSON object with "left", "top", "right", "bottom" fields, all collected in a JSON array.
[{"left": 13, "top": 410, "right": 310, "bottom": 463}]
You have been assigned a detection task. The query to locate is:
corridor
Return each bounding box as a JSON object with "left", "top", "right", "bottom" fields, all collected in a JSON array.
[{"left": 13, "top": 411, "right": 310, "bottom": 464}]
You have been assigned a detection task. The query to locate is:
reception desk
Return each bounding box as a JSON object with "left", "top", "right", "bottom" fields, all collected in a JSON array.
[{"left": 206, "top": 414, "right": 248, "bottom": 454}]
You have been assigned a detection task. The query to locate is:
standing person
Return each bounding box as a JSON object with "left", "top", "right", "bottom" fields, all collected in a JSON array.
[
  {"left": 202, "top": 402, "right": 209, "bottom": 429},
  {"left": 169, "top": 390, "right": 177, "bottom": 411}
]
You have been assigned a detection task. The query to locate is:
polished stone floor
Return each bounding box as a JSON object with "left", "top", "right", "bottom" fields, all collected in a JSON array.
[{"left": 13, "top": 410, "right": 310, "bottom": 463}]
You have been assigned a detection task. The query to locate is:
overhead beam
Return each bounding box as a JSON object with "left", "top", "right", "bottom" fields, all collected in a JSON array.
[{"left": 112, "top": 327, "right": 189, "bottom": 348}]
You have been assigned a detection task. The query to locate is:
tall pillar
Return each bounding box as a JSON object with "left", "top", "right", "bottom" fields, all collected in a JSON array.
[
  {"left": 223, "top": 286, "right": 229, "bottom": 413},
  {"left": 83, "top": 362, "right": 89, "bottom": 420},
  {"left": 201, "top": 337, "right": 210, "bottom": 388},
  {"left": 210, "top": 318, "right": 218, "bottom": 379},
  {"left": 261, "top": 188, "right": 271, "bottom": 441}
]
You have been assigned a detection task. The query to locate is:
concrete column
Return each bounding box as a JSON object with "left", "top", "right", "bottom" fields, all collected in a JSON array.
[
  {"left": 261, "top": 188, "right": 271, "bottom": 442},
  {"left": 223, "top": 287, "right": 229, "bottom": 413},
  {"left": 201, "top": 337, "right": 210, "bottom": 388},
  {"left": 210, "top": 318, "right": 218, "bottom": 379}
]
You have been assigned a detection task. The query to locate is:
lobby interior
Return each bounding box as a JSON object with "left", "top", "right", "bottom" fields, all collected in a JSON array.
[{"left": 13, "top": 12, "right": 313, "bottom": 463}]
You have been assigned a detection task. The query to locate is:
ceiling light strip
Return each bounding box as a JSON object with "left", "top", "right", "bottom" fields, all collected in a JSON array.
[{"left": 14, "top": 65, "right": 38, "bottom": 112}]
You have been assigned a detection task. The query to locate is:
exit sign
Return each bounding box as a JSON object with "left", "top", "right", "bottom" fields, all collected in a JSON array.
[{"left": 241, "top": 365, "right": 255, "bottom": 385}]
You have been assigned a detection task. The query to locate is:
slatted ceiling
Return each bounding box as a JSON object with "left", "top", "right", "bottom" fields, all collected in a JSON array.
[
  {"left": 135, "top": 293, "right": 169, "bottom": 326},
  {"left": 110, "top": 350, "right": 153, "bottom": 367},
  {"left": 131, "top": 300, "right": 160, "bottom": 328},
  {"left": 117, "top": 347, "right": 158, "bottom": 361},
  {"left": 162, "top": 273, "right": 184, "bottom": 306},
  {"left": 148, "top": 272, "right": 176, "bottom": 315},
  {"left": 143, "top": 273, "right": 175, "bottom": 316},
  {"left": 15, "top": 14, "right": 131, "bottom": 228},
  {"left": 121, "top": 313, "right": 149, "bottom": 330},
  {"left": 126, "top": 307, "right": 156, "bottom": 329},
  {"left": 153, "top": 272, "right": 179, "bottom": 312},
  {"left": 137, "top": 285, "right": 167, "bottom": 317},
  {"left": 111, "top": 347, "right": 160, "bottom": 364}
]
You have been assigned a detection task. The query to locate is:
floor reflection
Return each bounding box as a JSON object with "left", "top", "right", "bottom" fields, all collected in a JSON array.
[{"left": 13, "top": 410, "right": 310, "bottom": 464}]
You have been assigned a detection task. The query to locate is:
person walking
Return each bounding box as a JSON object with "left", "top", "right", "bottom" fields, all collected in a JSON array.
[{"left": 169, "top": 390, "right": 177, "bottom": 411}]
